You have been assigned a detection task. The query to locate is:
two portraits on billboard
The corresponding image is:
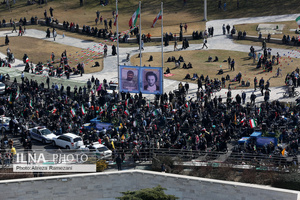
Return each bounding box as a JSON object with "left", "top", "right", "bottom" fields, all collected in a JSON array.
[{"left": 120, "top": 66, "right": 163, "bottom": 94}]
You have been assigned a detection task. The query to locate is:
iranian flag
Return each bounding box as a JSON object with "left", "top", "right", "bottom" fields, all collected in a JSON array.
[
  {"left": 112, "top": 105, "right": 117, "bottom": 112},
  {"left": 81, "top": 104, "right": 86, "bottom": 115},
  {"left": 99, "top": 107, "right": 104, "bottom": 114},
  {"left": 26, "top": 57, "right": 29, "bottom": 63},
  {"left": 152, "top": 109, "right": 159, "bottom": 116},
  {"left": 185, "top": 102, "right": 189, "bottom": 108},
  {"left": 104, "top": 102, "right": 108, "bottom": 111},
  {"left": 258, "top": 107, "right": 261, "bottom": 115},
  {"left": 296, "top": 16, "right": 300, "bottom": 28},
  {"left": 124, "top": 109, "right": 129, "bottom": 116},
  {"left": 129, "top": 7, "right": 140, "bottom": 27},
  {"left": 240, "top": 117, "right": 246, "bottom": 124},
  {"left": 52, "top": 107, "right": 57, "bottom": 114},
  {"left": 8, "top": 93, "right": 12, "bottom": 103},
  {"left": 15, "top": 91, "right": 20, "bottom": 100},
  {"left": 133, "top": 120, "right": 137, "bottom": 127},
  {"left": 249, "top": 119, "right": 257, "bottom": 128},
  {"left": 29, "top": 100, "right": 33, "bottom": 108},
  {"left": 151, "top": 10, "right": 162, "bottom": 28},
  {"left": 125, "top": 99, "right": 129, "bottom": 107},
  {"left": 71, "top": 108, "right": 76, "bottom": 117},
  {"left": 114, "top": 5, "right": 118, "bottom": 26},
  {"left": 147, "top": 100, "right": 150, "bottom": 108}
]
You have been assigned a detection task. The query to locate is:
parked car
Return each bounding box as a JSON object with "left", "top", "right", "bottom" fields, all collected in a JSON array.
[
  {"left": 0, "top": 116, "right": 19, "bottom": 133},
  {"left": 0, "top": 82, "right": 5, "bottom": 95},
  {"left": 52, "top": 133, "right": 84, "bottom": 149},
  {"left": 79, "top": 142, "right": 112, "bottom": 159},
  {"left": 82, "top": 117, "right": 113, "bottom": 136},
  {"left": 29, "top": 126, "right": 57, "bottom": 144}
]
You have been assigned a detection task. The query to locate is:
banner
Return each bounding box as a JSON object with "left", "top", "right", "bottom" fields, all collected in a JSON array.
[{"left": 119, "top": 65, "right": 163, "bottom": 94}]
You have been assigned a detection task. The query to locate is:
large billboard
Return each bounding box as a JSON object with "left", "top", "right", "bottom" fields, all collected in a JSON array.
[{"left": 119, "top": 65, "right": 163, "bottom": 94}]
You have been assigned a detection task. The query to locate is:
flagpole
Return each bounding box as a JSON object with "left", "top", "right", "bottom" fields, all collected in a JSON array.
[
  {"left": 116, "top": 0, "right": 120, "bottom": 93},
  {"left": 139, "top": 1, "right": 142, "bottom": 67},
  {"left": 161, "top": 2, "right": 164, "bottom": 95}
]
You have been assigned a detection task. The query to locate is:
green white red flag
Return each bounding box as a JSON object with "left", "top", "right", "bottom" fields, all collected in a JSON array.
[
  {"left": 296, "top": 16, "right": 300, "bottom": 28},
  {"left": 129, "top": 7, "right": 140, "bottom": 27},
  {"left": 125, "top": 99, "right": 129, "bottom": 107},
  {"left": 71, "top": 108, "right": 76, "bottom": 117},
  {"left": 29, "top": 100, "right": 33, "bottom": 108},
  {"left": 114, "top": 4, "right": 118, "bottom": 26},
  {"left": 81, "top": 104, "right": 86, "bottom": 115},
  {"left": 15, "top": 90, "right": 19, "bottom": 100},
  {"left": 99, "top": 107, "right": 104, "bottom": 114},
  {"left": 124, "top": 109, "right": 129, "bottom": 116},
  {"left": 151, "top": 10, "right": 162, "bottom": 28},
  {"left": 249, "top": 119, "right": 257, "bottom": 128},
  {"left": 8, "top": 93, "right": 12, "bottom": 103},
  {"left": 52, "top": 107, "right": 57, "bottom": 114},
  {"left": 112, "top": 105, "right": 117, "bottom": 112},
  {"left": 152, "top": 109, "right": 159, "bottom": 116}
]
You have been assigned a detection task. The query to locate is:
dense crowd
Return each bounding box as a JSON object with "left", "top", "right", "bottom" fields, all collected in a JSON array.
[
  {"left": 0, "top": 68, "right": 298, "bottom": 162},
  {"left": 0, "top": 11, "right": 299, "bottom": 167}
]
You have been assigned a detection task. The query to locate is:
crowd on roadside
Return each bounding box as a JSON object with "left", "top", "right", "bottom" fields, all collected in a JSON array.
[{"left": 0, "top": 64, "right": 298, "bottom": 164}]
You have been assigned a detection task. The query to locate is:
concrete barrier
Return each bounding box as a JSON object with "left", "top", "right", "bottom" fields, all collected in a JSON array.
[
  {"left": 0, "top": 170, "right": 298, "bottom": 200},
  {"left": 232, "top": 35, "right": 300, "bottom": 46}
]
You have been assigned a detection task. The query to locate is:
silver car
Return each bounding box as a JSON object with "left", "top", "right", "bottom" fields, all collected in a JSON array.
[{"left": 0, "top": 82, "right": 5, "bottom": 95}]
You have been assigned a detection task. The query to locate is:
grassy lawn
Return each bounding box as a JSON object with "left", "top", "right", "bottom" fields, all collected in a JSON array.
[
  {"left": 235, "top": 21, "right": 299, "bottom": 39},
  {"left": 130, "top": 49, "right": 300, "bottom": 89},
  {"left": 0, "top": 36, "right": 103, "bottom": 74}
]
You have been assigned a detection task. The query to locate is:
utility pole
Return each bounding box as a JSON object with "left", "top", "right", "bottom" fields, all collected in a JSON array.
[
  {"left": 1, "top": 116, "right": 4, "bottom": 169},
  {"left": 203, "top": 0, "right": 207, "bottom": 21}
]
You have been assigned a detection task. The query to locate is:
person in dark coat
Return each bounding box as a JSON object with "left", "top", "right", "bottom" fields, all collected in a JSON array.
[
  {"left": 112, "top": 45, "right": 116, "bottom": 56},
  {"left": 116, "top": 155, "right": 122, "bottom": 171},
  {"left": 5, "top": 35, "right": 9, "bottom": 45}
]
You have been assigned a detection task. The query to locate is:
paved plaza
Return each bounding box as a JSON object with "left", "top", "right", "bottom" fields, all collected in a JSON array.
[{"left": 0, "top": 13, "right": 300, "bottom": 103}]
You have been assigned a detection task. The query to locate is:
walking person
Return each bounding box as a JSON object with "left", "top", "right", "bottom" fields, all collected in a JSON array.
[
  {"left": 254, "top": 77, "right": 257, "bottom": 91},
  {"left": 230, "top": 59, "right": 235, "bottom": 71},
  {"left": 202, "top": 38, "right": 208, "bottom": 49},
  {"left": 174, "top": 40, "right": 178, "bottom": 51},
  {"left": 52, "top": 28, "right": 57, "bottom": 41},
  {"left": 12, "top": 21, "right": 17, "bottom": 33}
]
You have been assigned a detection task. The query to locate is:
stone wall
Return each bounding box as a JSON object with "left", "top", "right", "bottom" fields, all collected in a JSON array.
[
  {"left": 0, "top": 170, "right": 299, "bottom": 200},
  {"left": 232, "top": 35, "right": 296, "bottom": 46}
]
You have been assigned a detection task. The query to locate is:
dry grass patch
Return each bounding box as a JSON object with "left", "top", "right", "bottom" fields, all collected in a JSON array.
[
  {"left": 0, "top": 0, "right": 206, "bottom": 38},
  {"left": 131, "top": 49, "right": 300, "bottom": 88},
  {"left": 0, "top": 36, "right": 103, "bottom": 74}
]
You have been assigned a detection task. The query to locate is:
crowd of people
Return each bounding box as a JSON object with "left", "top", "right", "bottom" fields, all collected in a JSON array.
[
  {"left": 0, "top": 63, "right": 298, "bottom": 164},
  {"left": 0, "top": 8, "right": 299, "bottom": 168}
]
